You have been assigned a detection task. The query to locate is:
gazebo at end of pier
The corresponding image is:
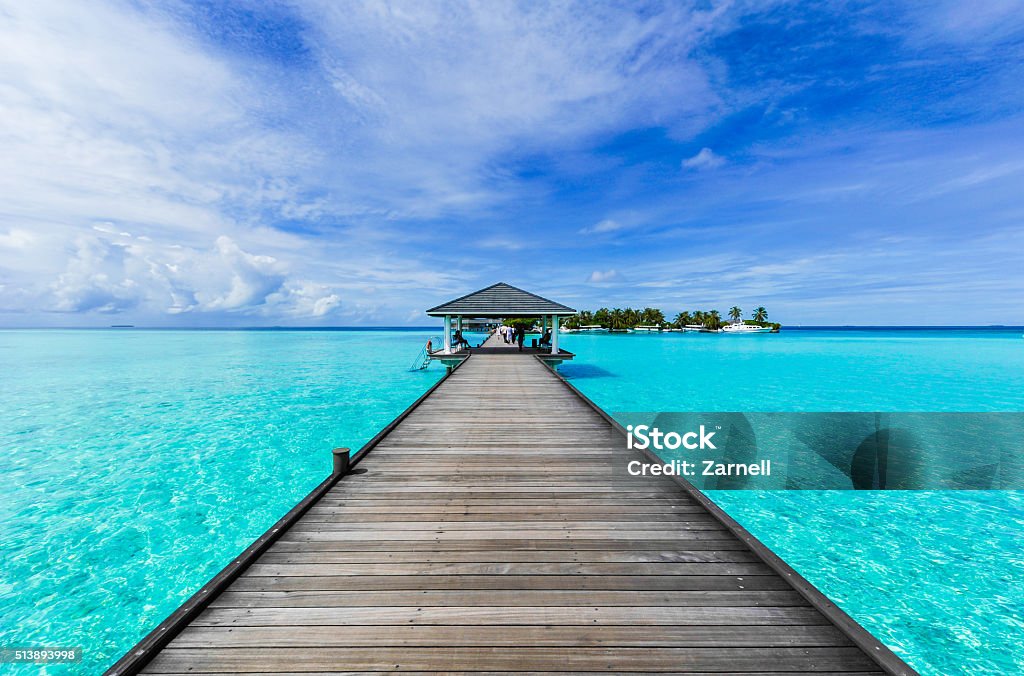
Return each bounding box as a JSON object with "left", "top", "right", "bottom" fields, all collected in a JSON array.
[{"left": 426, "top": 282, "right": 576, "bottom": 357}]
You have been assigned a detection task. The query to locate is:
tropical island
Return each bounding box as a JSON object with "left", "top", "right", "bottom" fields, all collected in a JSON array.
[{"left": 561, "top": 306, "right": 780, "bottom": 332}]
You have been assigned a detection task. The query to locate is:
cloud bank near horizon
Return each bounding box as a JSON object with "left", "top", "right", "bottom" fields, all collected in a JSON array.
[{"left": 1, "top": 0, "right": 1023, "bottom": 326}]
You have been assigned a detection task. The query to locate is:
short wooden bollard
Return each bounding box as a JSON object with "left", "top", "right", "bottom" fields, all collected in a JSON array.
[{"left": 332, "top": 447, "right": 350, "bottom": 476}]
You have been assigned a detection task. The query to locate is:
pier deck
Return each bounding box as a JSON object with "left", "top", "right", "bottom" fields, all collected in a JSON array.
[{"left": 115, "top": 338, "right": 914, "bottom": 675}]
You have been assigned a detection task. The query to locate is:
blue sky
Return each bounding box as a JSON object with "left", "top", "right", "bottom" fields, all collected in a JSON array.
[{"left": 1, "top": 1, "right": 1023, "bottom": 326}]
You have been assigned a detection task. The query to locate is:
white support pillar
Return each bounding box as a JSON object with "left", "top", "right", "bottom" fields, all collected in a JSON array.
[
  {"left": 542, "top": 315, "right": 548, "bottom": 334},
  {"left": 443, "top": 315, "right": 452, "bottom": 354},
  {"left": 551, "top": 315, "right": 559, "bottom": 355},
  {"left": 457, "top": 316, "right": 463, "bottom": 331}
]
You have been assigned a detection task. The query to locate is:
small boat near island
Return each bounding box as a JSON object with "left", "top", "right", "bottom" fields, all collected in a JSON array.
[
  {"left": 633, "top": 325, "right": 663, "bottom": 332},
  {"left": 722, "top": 322, "right": 773, "bottom": 334}
]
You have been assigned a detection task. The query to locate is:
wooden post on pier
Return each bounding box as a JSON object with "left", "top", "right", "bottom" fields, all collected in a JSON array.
[{"left": 331, "top": 447, "right": 350, "bottom": 476}]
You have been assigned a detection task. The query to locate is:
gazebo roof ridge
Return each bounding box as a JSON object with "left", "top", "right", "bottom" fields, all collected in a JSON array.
[{"left": 426, "top": 282, "right": 576, "bottom": 317}]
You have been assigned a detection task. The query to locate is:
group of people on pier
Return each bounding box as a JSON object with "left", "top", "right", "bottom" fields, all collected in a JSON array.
[
  {"left": 498, "top": 324, "right": 552, "bottom": 352},
  {"left": 497, "top": 324, "right": 525, "bottom": 350}
]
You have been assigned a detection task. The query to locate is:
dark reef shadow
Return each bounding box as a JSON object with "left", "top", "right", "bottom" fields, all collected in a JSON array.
[{"left": 558, "top": 364, "right": 617, "bottom": 379}]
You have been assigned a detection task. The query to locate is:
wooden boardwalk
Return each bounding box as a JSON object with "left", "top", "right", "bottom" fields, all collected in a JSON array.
[{"left": 115, "top": 336, "right": 914, "bottom": 675}]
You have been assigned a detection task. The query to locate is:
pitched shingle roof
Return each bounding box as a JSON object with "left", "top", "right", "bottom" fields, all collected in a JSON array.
[{"left": 426, "top": 282, "right": 576, "bottom": 317}]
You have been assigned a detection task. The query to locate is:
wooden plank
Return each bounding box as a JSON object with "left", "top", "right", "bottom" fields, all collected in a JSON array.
[
  {"left": 275, "top": 529, "right": 735, "bottom": 541},
  {"left": 227, "top": 574, "right": 786, "bottom": 592},
  {"left": 301, "top": 507, "right": 710, "bottom": 519},
  {"left": 287, "top": 519, "right": 726, "bottom": 531},
  {"left": 145, "top": 672, "right": 884, "bottom": 676},
  {"left": 268, "top": 538, "right": 751, "bottom": 552},
  {"left": 142, "top": 646, "right": 880, "bottom": 672},
  {"left": 191, "top": 605, "right": 832, "bottom": 627},
  {"left": 256, "top": 549, "right": 761, "bottom": 564},
  {"left": 209, "top": 589, "right": 808, "bottom": 608},
  {"left": 171, "top": 624, "right": 853, "bottom": 648},
  {"left": 242, "top": 562, "right": 775, "bottom": 576}
]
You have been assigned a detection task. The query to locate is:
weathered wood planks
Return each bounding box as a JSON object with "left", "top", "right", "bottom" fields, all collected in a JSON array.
[{"left": 124, "top": 345, "right": 914, "bottom": 675}]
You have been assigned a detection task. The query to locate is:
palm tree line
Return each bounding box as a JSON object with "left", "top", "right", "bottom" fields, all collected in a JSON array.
[{"left": 563, "top": 305, "right": 776, "bottom": 331}]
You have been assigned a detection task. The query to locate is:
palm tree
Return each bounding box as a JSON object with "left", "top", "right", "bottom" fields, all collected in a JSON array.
[
  {"left": 729, "top": 306, "right": 742, "bottom": 323},
  {"left": 641, "top": 307, "right": 665, "bottom": 326},
  {"left": 753, "top": 306, "right": 768, "bottom": 323},
  {"left": 707, "top": 310, "right": 722, "bottom": 330},
  {"left": 673, "top": 311, "right": 692, "bottom": 328}
]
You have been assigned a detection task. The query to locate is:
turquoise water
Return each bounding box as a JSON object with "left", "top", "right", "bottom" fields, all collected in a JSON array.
[
  {"left": 558, "top": 328, "right": 1024, "bottom": 411},
  {"left": 559, "top": 329, "right": 1024, "bottom": 675},
  {"left": 2, "top": 328, "right": 1023, "bottom": 674},
  {"left": 0, "top": 330, "right": 441, "bottom": 674}
]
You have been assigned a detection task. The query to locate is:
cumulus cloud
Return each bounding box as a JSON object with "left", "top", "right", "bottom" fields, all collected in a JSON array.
[
  {"left": 587, "top": 269, "right": 623, "bottom": 284},
  {"left": 682, "top": 148, "right": 725, "bottom": 170},
  {"left": 40, "top": 233, "right": 342, "bottom": 320}
]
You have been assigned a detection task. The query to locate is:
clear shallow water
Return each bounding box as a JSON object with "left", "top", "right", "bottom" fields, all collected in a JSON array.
[
  {"left": 559, "top": 329, "right": 1024, "bottom": 675},
  {"left": 558, "top": 328, "right": 1024, "bottom": 411},
  {"left": 0, "top": 329, "right": 441, "bottom": 673}
]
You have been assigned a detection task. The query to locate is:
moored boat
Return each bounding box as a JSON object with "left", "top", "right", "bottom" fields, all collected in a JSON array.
[{"left": 722, "top": 322, "right": 773, "bottom": 334}]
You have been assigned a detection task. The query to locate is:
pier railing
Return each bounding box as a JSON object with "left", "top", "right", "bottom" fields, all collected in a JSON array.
[{"left": 409, "top": 335, "right": 442, "bottom": 370}]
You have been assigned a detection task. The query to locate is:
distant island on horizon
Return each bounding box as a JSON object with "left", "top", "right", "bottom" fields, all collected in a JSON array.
[{"left": 7, "top": 324, "right": 1022, "bottom": 331}]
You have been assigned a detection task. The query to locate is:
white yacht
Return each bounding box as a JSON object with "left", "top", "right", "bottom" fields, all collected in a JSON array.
[
  {"left": 633, "top": 325, "right": 663, "bottom": 332},
  {"left": 721, "top": 322, "right": 772, "bottom": 334},
  {"left": 576, "top": 325, "right": 608, "bottom": 333}
]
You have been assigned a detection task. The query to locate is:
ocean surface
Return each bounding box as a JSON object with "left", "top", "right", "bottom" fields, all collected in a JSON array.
[
  {"left": 0, "top": 329, "right": 442, "bottom": 674},
  {"left": 0, "top": 327, "right": 1021, "bottom": 674},
  {"left": 558, "top": 328, "right": 1024, "bottom": 676}
]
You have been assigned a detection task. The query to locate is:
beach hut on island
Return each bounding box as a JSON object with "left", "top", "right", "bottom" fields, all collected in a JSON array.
[{"left": 426, "top": 282, "right": 576, "bottom": 356}]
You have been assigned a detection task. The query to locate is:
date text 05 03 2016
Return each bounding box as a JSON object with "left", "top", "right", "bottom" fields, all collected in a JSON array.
[{"left": 0, "top": 647, "right": 82, "bottom": 663}]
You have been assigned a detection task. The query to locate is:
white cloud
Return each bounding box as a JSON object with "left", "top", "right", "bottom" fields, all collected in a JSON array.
[
  {"left": 588, "top": 269, "right": 623, "bottom": 284},
  {"left": 476, "top": 237, "right": 526, "bottom": 251},
  {"left": 579, "top": 219, "right": 624, "bottom": 235},
  {"left": 292, "top": 0, "right": 725, "bottom": 218},
  {"left": 682, "top": 147, "right": 725, "bottom": 170},
  {"left": 0, "top": 228, "right": 37, "bottom": 250},
  {"left": 38, "top": 233, "right": 343, "bottom": 320},
  {"left": 0, "top": 1, "right": 740, "bottom": 326}
]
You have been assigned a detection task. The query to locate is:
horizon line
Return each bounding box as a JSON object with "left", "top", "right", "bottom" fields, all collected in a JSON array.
[{"left": 1, "top": 325, "right": 1022, "bottom": 331}]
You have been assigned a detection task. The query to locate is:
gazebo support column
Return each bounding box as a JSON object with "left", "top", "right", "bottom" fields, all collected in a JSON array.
[
  {"left": 443, "top": 315, "right": 452, "bottom": 354},
  {"left": 551, "top": 316, "right": 559, "bottom": 355}
]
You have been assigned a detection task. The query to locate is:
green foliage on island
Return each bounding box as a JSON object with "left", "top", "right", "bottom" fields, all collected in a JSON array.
[
  {"left": 563, "top": 307, "right": 665, "bottom": 330},
  {"left": 504, "top": 317, "right": 538, "bottom": 331},
  {"left": 563, "top": 305, "right": 780, "bottom": 331}
]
